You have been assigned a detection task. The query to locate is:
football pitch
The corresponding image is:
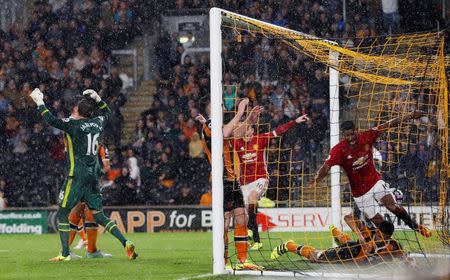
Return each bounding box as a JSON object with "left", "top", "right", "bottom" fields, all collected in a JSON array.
[{"left": 0, "top": 231, "right": 445, "bottom": 279}]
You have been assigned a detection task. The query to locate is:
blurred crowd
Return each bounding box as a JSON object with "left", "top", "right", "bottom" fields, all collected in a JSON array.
[
  {"left": 0, "top": 0, "right": 445, "bottom": 208},
  {"left": 0, "top": 0, "right": 143, "bottom": 207}
]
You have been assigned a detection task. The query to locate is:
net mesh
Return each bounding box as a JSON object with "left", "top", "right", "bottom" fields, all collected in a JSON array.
[{"left": 218, "top": 11, "right": 449, "bottom": 276}]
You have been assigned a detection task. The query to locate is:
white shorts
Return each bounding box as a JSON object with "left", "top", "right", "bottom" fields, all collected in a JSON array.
[
  {"left": 240, "top": 178, "right": 268, "bottom": 205},
  {"left": 353, "top": 180, "right": 394, "bottom": 219}
]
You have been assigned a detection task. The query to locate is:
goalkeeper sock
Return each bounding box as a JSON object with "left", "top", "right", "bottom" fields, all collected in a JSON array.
[
  {"left": 57, "top": 207, "right": 71, "bottom": 257},
  {"left": 396, "top": 210, "right": 418, "bottom": 230},
  {"left": 331, "top": 226, "right": 351, "bottom": 244},
  {"left": 85, "top": 209, "right": 98, "bottom": 253},
  {"left": 234, "top": 223, "right": 248, "bottom": 263},
  {"left": 286, "top": 241, "right": 299, "bottom": 253},
  {"left": 93, "top": 212, "right": 127, "bottom": 247},
  {"left": 297, "top": 245, "right": 316, "bottom": 259},
  {"left": 247, "top": 204, "right": 260, "bottom": 243}
]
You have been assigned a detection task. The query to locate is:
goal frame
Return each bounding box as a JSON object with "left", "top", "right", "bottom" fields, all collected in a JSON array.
[{"left": 209, "top": 7, "right": 341, "bottom": 275}]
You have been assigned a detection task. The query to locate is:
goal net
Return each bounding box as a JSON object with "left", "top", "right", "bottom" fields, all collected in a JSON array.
[{"left": 210, "top": 8, "right": 450, "bottom": 277}]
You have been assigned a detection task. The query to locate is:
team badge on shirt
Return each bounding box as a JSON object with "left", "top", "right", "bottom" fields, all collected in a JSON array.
[
  {"left": 253, "top": 144, "right": 259, "bottom": 150},
  {"left": 364, "top": 144, "right": 370, "bottom": 151}
]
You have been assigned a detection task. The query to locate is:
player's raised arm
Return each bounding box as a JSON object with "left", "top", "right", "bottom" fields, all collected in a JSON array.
[
  {"left": 83, "top": 89, "right": 111, "bottom": 121},
  {"left": 271, "top": 114, "right": 308, "bottom": 137},
  {"left": 223, "top": 98, "right": 250, "bottom": 138},
  {"left": 232, "top": 105, "right": 263, "bottom": 138},
  {"left": 30, "top": 88, "right": 73, "bottom": 133},
  {"left": 377, "top": 110, "right": 424, "bottom": 131}
]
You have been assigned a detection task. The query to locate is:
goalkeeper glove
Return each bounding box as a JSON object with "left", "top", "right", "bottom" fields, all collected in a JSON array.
[
  {"left": 82, "top": 89, "right": 101, "bottom": 103},
  {"left": 30, "top": 88, "right": 44, "bottom": 106}
]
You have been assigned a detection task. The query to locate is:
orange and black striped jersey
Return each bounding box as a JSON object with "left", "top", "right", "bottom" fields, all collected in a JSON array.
[{"left": 201, "top": 119, "right": 236, "bottom": 182}]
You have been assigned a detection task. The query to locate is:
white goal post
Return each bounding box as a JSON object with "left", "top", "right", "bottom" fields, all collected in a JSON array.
[{"left": 209, "top": 7, "right": 341, "bottom": 275}]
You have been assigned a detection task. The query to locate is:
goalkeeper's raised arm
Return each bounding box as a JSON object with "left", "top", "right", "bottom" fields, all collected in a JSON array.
[
  {"left": 82, "top": 89, "right": 111, "bottom": 121},
  {"left": 30, "top": 88, "right": 73, "bottom": 133}
]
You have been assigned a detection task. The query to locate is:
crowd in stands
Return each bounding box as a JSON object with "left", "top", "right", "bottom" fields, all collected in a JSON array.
[
  {"left": 0, "top": 0, "right": 142, "bottom": 207},
  {"left": 0, "top": 0, "right": 445, "bottom": 207}
]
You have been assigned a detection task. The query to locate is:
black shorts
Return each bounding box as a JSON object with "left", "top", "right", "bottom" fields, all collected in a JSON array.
[
  {"left": 318, "top": 241, "right": 363, "bottom": 263},
  {"left": 224, "top": 180, "right": 244, "bottom": 212}
]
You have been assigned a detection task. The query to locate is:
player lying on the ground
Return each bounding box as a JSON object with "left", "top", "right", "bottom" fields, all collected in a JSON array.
[
  {"left": 196, "top": 99, "right": 263, "bottom": 271},
  {"left": 312, "top": 114, "right": 431, "bottom": 238},
  {"left": 233, "top": 113, "right": 309, "bottom": 250},
  {"left": 30, "top": 88, "right": 137, "bottom": 261},
  {"left": 271, "top": 220, "right": 415, "bottom": 267}
]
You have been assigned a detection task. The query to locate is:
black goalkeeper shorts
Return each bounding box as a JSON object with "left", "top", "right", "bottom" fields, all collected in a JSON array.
[
  {"left": 224, "top": 180, "right": 244, "bottom": 212},
  {"left": 318, "top": 241, "right": 363, "bottom": 263}
]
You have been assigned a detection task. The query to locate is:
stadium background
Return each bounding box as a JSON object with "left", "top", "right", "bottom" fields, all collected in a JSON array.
[
  {"left": 0, "top": 0, "right": 448, "bottom": 278},
  {"left": 0, "top": 0, "right": 446, "bottom": 209}
]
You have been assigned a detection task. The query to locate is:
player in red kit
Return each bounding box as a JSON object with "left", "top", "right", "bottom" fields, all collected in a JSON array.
[
  {"left": 312, "top": 112, "right": 431, "bottom": 238},
  {"left": 233, "top": 114, "right": 309, "bottom": 249}
]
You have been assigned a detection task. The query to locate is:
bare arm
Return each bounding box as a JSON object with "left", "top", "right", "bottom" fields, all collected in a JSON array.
[
  {"left": 312, "top": 162, "right": 331, "bottom": 187},
  {"left": 378, "top": 111, "right": 423, "bottom": 131},
  {"left": 232, "top": 105, "right": 264, "bottom": 138},
  {"left": 223, "top": 98, "right": 249, "bottom": 138}
]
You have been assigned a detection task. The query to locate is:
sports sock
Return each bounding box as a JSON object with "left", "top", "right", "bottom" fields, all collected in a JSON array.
[
  {"left": 85, "top": 209, "right": 98, "bottom": 253},
  {"left": 77, "top": 219, "right": 87, "bottom": 241},
  {"left": 286, "top": 241, "right": 299, "bottom": 253},
  {"left": 57, "top": 207, "right": 71, "bottom": 257},
  {"left": 396, "top": 210, "right": 418, "bottom": 230},
  {"left": 297, "top": 245, "right": 316, "bottom": 259},
  {"left": 93, "top": 211, "right": 127, "bottom": 246},
  {"left": 224, "top": 233, "right": 229, "bottom": 264},
  {"left": 247, "top": 204, "right": 260, "bottom": 243},
  {"left": 234, "top": 223, "right": 248, "bottom": 263},
  {"left": 332, "top": 227, "right": 351, "bottom": 244}
]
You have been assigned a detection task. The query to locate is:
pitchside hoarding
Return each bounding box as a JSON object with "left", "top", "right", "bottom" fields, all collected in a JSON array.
[
  {"left": 258, "top": 206, "right": 442, "bottom": 232},
  {"left": 0, "top": 210, "right": 48, "bottom": 234},
  {"left": 2, "top": 206, "right": 445, "bottom": 233}
]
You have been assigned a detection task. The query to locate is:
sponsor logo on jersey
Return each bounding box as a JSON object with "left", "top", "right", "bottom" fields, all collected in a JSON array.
[
  {"left": 352, "top": 155, "right": 369, "bottom": 170},
  {"left": 242, "top": 152, "right": 257, "bottom": 163}
]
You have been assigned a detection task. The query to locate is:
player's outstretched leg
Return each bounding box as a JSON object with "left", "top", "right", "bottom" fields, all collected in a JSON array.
[
  {"left": 381, "top": 195, "right": 432, "bottom": 237},
  {"left": 92, "top": 211, "right": 138, "bottom": 260},
  {"left": 271, "top": 240, "right": 316, "bottom": 261}
]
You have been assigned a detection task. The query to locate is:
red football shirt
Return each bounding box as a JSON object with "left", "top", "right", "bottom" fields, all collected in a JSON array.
[
  {"left": 233, "top": 132, "right": 272, "bottom": 186},
  {"left": 325, "top": 127, "right": 383, "bottom": 197}
]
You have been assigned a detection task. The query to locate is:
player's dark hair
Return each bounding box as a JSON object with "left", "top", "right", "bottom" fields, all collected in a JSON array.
[
  {"left": 379, "top": 220, "right": 395, "bottom": 236},
  {"left": 341, "top": 120, "right": 355, "bottom": 131},
  {"left": 71, "top": 95, "right": 97, "bottom": 118}
]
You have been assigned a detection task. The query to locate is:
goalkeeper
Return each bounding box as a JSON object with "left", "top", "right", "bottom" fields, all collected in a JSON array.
[
  {"left": 29, "top": 88, "right": 137, "bottom": 261},
  {"left": 271, "top": 220, "right": 415, "bottom": 267}
]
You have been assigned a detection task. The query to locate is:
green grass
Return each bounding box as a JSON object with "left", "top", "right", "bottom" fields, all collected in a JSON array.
[
  {"left": 0, "top": 231, "right": 446, "bottom": 279},
  {"left": 0, "top": 232, "right": 213, "bottom": 280}
]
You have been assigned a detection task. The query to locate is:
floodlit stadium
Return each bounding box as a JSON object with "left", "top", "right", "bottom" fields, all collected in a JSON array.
[{"left": 0, "top": 1, "right": 449, "bottom": 279}]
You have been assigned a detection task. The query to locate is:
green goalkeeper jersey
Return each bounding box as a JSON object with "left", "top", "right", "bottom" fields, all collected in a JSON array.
[{"left": 37, "top": 101, "right": 111, "bottom": 178}]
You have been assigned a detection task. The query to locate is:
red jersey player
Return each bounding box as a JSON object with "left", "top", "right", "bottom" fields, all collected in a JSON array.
[
  {"left": 313, "top": 112, "right": 431, "bottom": 238},
  {"left": 233, "top": 113, "right": 309, "bottom": 249}
]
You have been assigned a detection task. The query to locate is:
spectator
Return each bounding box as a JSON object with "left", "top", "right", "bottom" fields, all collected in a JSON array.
[
  {"left": 188, "top": 132, "right": 204, "bottom": 159},
  {"left": 170, "top": 183, "right": 197, "bottom": 205},
  {"left": 199, "top": 185, "right": 212, "bottom": 207},
  {"left": 382, "top": 0, "right": 400, "bottom": 34}
]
